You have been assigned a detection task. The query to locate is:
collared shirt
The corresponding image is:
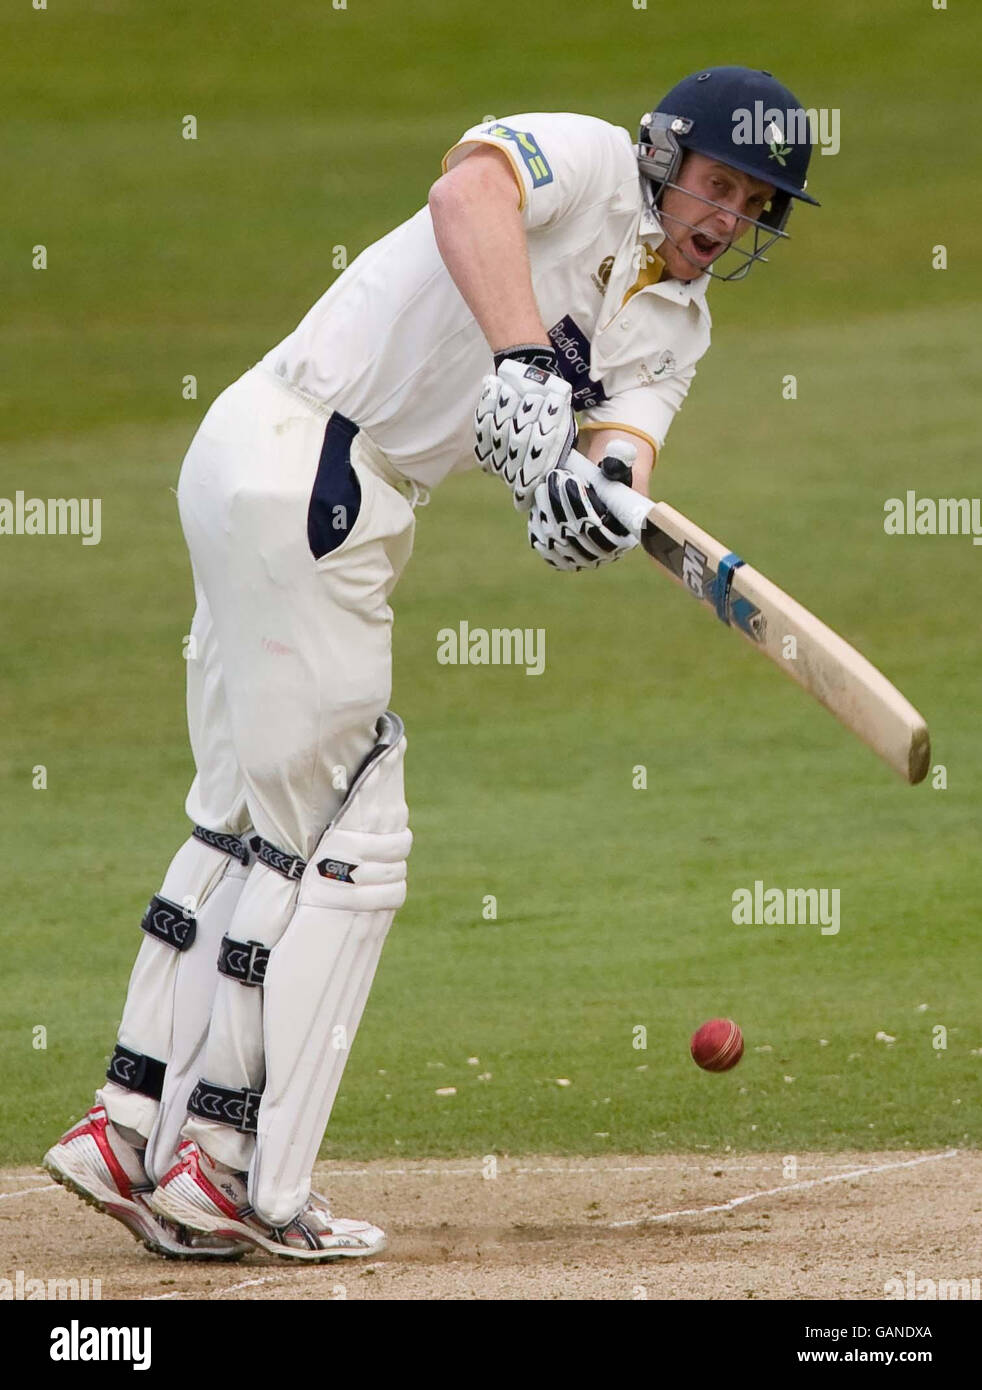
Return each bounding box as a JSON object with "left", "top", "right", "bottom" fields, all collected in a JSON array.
[{"left": 262, "top": 112, "right": 712, "bottom": 488}]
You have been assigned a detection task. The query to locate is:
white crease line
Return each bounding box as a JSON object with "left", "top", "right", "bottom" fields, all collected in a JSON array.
[
  {"left": 209, "top": 1276, "right": 281, "bottom": 1298},
  {"left": 323, "top": 1168, "right": 479, "bottom": 1177},
  {"left": 502, "top": 1165, "right": 850, "bottom": 1176},
  {"left": 317, "top": 1161, "right": 919, "bottom": 1178},
  {"left": 142, "top": 1275, "right": 282, "bottom": 1302},
  {"left": 1, "top": 1157, "right": 959, "bottom": 1198},
  {"left": 0, "top": 1171, "right": 50, "bottom": 1182},
  {"left": 607, "top": 1149, "right": 960, "bottom": 1228}
]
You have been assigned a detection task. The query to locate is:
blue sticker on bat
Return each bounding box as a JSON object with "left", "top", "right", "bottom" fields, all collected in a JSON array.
[
  {"left": 483, "top": 124, "right": 554, "bottom": 187},
  {"left": 730, "top": 595, "right": 766, "bottom": 642},
  {"left": 710, "top": 553, "right": 766, "bottom": 641},
  {"left": 713, "top": 552, "right": 745, "bottom": 622}
]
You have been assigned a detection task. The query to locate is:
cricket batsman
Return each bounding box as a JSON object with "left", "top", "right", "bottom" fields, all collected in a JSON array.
[{"left": 44, "top": 67, "right": 818, "bottom": 1261}]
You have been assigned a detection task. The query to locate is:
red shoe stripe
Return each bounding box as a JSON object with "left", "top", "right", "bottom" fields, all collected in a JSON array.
[
  {"left": 159, "top": 1153, "right": 191, "bottom": 1187},
  {"left": 167, "top": 1145, "right": 242, "bottom": 1221},
  {"left": 64, "top": 1107, "right": 136, "bottom": 1198}
]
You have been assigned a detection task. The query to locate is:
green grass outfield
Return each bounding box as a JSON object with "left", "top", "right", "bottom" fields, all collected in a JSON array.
[{"left": 2, "top": 2, "right": 980, "bottom": 1163}]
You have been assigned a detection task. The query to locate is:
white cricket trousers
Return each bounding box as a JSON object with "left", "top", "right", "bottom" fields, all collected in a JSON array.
[
  {"left": 179, "top": 365, "right": 416, "bottom": 855},
  {"left": 99, "top": 364, "right": 417, "bottom": 1208}
]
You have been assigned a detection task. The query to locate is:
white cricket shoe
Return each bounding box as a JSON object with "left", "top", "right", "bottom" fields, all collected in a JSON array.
[
  {"left": 151, "top": 1140, "right": 387, "bottom": 1262},
  {"left": 43, "top": 1104, "right": 247, "bottom": 1260}
]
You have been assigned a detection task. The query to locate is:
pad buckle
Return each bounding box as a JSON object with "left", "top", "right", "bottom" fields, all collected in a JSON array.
[
  {"left": 188, "top": 1079, "right": 263, "bottom": 1134},
  {"left": 244, "top": 940, "right": 266, "bottom": 986},
  {"left": 239, "top": 1089, "right": 262, "bottom": 1134},
  {"left": 217, "top": 935, "right": 270, "bottom": 987}
]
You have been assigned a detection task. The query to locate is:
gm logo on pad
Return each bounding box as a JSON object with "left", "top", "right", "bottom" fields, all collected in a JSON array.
[{"left": 317, "top": 858, "right": 357, "bottom": 883}]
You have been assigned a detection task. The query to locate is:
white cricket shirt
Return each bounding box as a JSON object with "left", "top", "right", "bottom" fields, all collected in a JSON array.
[{"left": 262, "top": 112, "right": 712, "bottom": 488}]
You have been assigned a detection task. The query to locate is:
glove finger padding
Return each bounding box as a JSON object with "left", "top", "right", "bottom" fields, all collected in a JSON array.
[
  {"left": 528, "top": 463, "right": 640, "bottom": 571},
  {"left": 474, "top": 359, "right": 575, "bottom": 510}
]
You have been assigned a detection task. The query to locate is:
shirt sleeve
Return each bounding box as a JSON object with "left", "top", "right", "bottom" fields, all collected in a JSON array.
[
  {"left": 441, "top": 113, "right": 629, "bottom": 231},
  {"left": 576, "top": 366, "right": 697, "bottom": 457}
]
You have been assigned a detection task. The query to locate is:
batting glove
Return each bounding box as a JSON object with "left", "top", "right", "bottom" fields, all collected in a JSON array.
[
  {"left": 528, "top": 457, "right": 640, "bottom": 571},
  {"left": 474, "top": 356, "right": 575, "bottom": 511}
]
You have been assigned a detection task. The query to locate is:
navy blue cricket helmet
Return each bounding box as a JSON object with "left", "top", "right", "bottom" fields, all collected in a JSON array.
[{"left": 638, "top": 66, "right": 820, "bottom": 281}]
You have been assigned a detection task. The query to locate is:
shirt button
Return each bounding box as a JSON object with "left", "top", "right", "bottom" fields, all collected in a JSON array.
[{"left": 621, "top": 319, "right": 631, "bottom": 330}]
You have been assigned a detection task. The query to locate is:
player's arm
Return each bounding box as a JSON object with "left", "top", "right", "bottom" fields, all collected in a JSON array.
[
  {"left": 428, "top": 146, "right": 548, "bottom": 354},
  {"left": 576, "top": 365, "right": 696, "bottom": 499},
  {"left": 431, "top": 145, "right": 576, "bottom": 511}
]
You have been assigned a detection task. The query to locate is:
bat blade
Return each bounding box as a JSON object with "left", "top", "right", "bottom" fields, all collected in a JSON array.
[
  {"left": 640, "top": 501, "right": 930, "bottom": 784},
  {"left": 562, "top": 452, "right": 930, "bottom": 784}
]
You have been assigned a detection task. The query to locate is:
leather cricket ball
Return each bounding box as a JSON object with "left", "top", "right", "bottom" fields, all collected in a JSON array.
[{"left": 690, "top": 1018, "right": 744, "bottom": 1072}]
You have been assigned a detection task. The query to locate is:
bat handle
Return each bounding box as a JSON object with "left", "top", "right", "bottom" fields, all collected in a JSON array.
[
  {"left": 599, "top": 438, "right": 636, "bottom": 486},
  {"left": 566, "top": 443, "right": 652, "bottom": 539}
]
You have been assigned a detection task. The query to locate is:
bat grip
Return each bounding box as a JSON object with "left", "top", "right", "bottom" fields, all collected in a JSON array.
[{"left": 565, "top": 451, "right": 652, "bottom": 540}]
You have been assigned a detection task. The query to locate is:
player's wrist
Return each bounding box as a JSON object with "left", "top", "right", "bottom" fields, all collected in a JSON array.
[{"left": 492, "top": 344, "right": 561, "bottom": 377}]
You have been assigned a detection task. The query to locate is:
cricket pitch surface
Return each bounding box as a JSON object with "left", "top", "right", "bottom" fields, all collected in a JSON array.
[{"left": 2, "top": 1151, "right": 976, "bottom": 1301}]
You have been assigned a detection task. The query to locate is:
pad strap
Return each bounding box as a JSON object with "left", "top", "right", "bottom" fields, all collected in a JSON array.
[
  {"left": 192, "top": 825, "right": 252, "bottom": 865},
  {"left": 217, "top": 935, "right": 270, "bottom": 987},
  {"left": 106, "top": 1043, "right": 166, "bottom": 1100},
  {"left": 188, "top": 1079, "right": 262, "bottom": 1134},
  {"left": 253, "top": 837, "right": 307, "bottom": 881},
  {"left": 140, "top": 894, "right": 196, "bottom": 951}
]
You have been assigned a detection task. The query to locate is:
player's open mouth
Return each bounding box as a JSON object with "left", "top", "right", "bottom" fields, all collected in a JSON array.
[{"left": 689, "top": 232, "right": 725, "bottom": 262}]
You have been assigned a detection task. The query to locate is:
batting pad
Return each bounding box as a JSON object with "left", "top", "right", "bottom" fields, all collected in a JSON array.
[
  {"left": 99, "top": 832, "right": 248, "bottom": 1142},
  {"left": 251, "top": 712, "right": 411, "bottom": 1226},
  {"left": 180, "top": 850, "right": 306, "bottom": 1172},
  {"left": 143, "top": 847, "right": 252, "bottom": 1185}
]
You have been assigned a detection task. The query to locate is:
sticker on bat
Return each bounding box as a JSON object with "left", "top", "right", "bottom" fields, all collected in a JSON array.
[
  {"left": 681, "top": 541, "right": 708, "bottom": 598},
  {"left": 731, "top": 597, "right": 767, "bottom": 643}
]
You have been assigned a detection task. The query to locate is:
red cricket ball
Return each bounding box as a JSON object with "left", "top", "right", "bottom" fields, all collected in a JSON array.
[{"left": 690, "top": 1018, "right": 744, "bottom": 1072}]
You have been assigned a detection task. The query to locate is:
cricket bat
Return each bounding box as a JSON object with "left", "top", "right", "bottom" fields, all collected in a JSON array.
[{"left": 567, "top": 447, "right": 931, "bottom": 784}]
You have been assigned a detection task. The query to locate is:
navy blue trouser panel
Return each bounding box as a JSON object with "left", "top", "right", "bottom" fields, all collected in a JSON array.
[{"left": 307, "top": 411, "right": 362, "bottom": 560}]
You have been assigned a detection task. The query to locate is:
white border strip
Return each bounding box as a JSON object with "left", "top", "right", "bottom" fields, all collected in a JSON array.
[
  {"left": 315, "top": 1158, "right": 935, "bottom": 1177},
  {"left": 0, "top": 1184, "right": 58, "bottom": 1201},
  {"left": 607, "top": 1149, "right": 960, "bottom": 1228},
  {"left": 142, "top": 1275, "right": 284, "bottom": 1302}
]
